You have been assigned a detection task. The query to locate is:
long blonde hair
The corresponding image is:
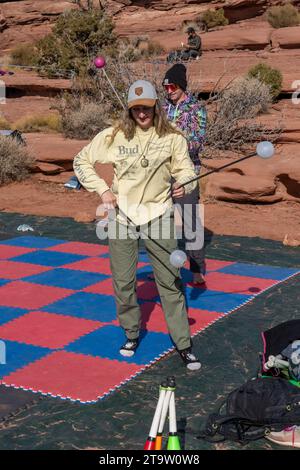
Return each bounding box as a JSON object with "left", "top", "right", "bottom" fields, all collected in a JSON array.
[{"left": 107, "top": 101, "right": 182, "bottom": 146}]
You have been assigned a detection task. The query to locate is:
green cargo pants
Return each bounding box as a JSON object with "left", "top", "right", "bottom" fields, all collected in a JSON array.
[{"left": 108, "top": 210, "right": 191, "bottom": 351}]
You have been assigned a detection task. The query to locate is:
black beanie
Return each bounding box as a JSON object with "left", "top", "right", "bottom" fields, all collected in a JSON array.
[{"left": 163, "top": 64, "right": 187, "bottom": 91}]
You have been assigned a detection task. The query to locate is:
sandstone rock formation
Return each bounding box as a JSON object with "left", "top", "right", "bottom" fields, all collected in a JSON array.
[
  {"left": 0, "top": 0, "right": 299, "bottom": 222},
  {"left": 271, "top": 26, "right": 300, "bottom": 49},
  {"left": 204, "top": 144, "right": 300, "bottom": 203},
  {"left": 0, "top": 1, "right": 78, "bottom": 52},
  {"left": 0, "top": 7, "right": 7, "bottom": 33}
]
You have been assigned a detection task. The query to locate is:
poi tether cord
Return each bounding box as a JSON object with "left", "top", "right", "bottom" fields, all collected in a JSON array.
[
  {"left": 113, "top": 150, "right": 258, "bottom": 271},
  {"left": 175, "top": 151, "right": 257, "bottom": 190}
]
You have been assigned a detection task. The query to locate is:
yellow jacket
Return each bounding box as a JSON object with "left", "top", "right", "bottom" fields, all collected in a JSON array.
[{"left": 73, "top": 125, "right": 197, "bottom": 225}]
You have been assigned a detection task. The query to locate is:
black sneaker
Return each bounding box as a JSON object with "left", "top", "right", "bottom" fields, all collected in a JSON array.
[
  {"left": 178, "top": 347, "right": 201, "bottom": 371},
  {"left": 119, "top": 338, "right": 139, "bottom": 357}
]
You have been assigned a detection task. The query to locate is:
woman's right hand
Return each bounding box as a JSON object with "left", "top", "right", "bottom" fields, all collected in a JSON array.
[{"left": 101, "top": 190, "right": 118, "bottom": 210}]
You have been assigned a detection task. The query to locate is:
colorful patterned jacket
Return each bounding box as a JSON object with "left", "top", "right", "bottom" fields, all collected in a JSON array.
[{"left": 164, "top": 93, "right": 207, "bottom": 171}]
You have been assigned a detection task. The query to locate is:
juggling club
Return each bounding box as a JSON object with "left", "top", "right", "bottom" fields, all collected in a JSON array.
[
  {"left": 167, "top": 378, "right": 181, "bottom": 451},
  {"left": 155, "top": 376, "right": 176, "bottom": 450},
  {"left": 144, "top": 380, "right": 168, "bottom": 450}
]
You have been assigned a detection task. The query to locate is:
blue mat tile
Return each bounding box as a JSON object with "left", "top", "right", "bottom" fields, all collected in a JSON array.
[
  {"left": 138, "top": 252, "right": 150, "bottom": 263},
  {"left": 219, "top": 262, "right": 299, "bottom": 281},
  {"left": 66, "top": 325, "right": 173, "bottom": 365},
  {"left": 23, "top": 268, "right": 109, "bottom": 290},
  {"left": 136, "top": 264, "right": 154, "bottom": 280},
  {"left": 0, "top": 236, "right": 67, "bottom": 249},
  {"left": 10, "top": 250, "right": 87, "bottom": 267},
  {"left": 0, "top": 306, "right": 28, "bottom": 326},
  {"left": 42, "top": 292, "right": 117, "bottom": 322},
  {"left": 184, "top": 288, "right": 251, "bottom": 313},
  {"left": 0, "top": 340, "right": 51, "bottom": 378},
  {"left": 0, "top": 279, "right": 9, "bottom": 287}
]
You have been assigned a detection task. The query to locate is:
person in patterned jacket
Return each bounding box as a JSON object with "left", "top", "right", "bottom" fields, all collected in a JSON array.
[{"left": 163, "top": 63, "right": 207, "bottom": 284}]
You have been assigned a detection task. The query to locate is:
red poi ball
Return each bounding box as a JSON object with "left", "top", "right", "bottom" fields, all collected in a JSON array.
[{"left": 94, "top": 56, "right": 106, "bottom": 69}]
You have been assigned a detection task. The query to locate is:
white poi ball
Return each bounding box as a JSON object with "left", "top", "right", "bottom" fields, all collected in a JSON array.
[
  {"left": 256, "top": 141, "right": 275, "bottom": 159},
  {"left": 170, "top": 250, "right": 187, "bottom": 268},
  {"left": 94, "top": 56, "right": 106, "bottom": 69}
]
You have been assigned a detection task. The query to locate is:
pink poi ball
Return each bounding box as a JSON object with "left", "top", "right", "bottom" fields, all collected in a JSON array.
[{"left": 94, "top": 56, "right": 106, "bottom": 69}]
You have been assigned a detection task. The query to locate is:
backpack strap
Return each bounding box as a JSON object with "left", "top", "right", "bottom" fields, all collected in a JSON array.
[{"left": 198, "top": 413, "right": 268, "bottom": 443}]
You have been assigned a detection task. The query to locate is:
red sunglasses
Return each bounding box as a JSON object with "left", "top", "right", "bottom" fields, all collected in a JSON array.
[{"left": 164, "top": 83, "right": 179, "bottom": 93}]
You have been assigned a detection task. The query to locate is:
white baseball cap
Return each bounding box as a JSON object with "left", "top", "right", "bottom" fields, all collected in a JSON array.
[{"left": 127, "top": 80, "right": 158, "bottom": 109}]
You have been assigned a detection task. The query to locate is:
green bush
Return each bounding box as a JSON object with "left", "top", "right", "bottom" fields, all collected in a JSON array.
[
  {"left": 0, "top": 136, "right": 34, "bottom": 185},
  {"left": 267, "top": 3, "right": 300, "bottom": 28},
  {"left": 247, "top": 63, "right": 283, "bottom": 98},
  {"left": 36, "top": 9, "right": 118, "bottom": 77},
  {"left": 201, "top": 8, "right": 229, "bottom": 30},
  {"left": 10, "top": 43, "right": 39, "bottom": 67}
]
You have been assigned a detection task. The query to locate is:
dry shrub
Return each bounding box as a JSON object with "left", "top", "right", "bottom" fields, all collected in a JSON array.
[
  {"left": 10, "top": 43, "right": 39, "bottom": 67},
  {"left": 60, "top": 101, "right": 111, "bottom": 139},
  {"left": 56, "top": 58, "right": 166, "bottom": 139},
  {"left": 56, "top": 61, "right": 281, "bottom": 153},
  {"left": 267, "top": 3, "right": 300, "bottom": 28},
  {"left": 118, "top": 37, "right": 165, "bottom": 62},
  {"left": 145, "top": 40, "right": 165, "bottom": 58},
  {"left": 0, "top": 136, "right": 34, "bottom": 185},
  {"left": 204, "top": 76, "right": 281, "bottom": 156},
  {"left": 220, "top": 77, "right": 272, "bottom": 118},
  {"left": 55, "top": 67, "right": 118, "bottom": 139},
  {"left": 0, "top": 115, "right": 11, "bottom": 130},
  {"left": 12, "top": 114, "right": 62, "bottom": 133}
]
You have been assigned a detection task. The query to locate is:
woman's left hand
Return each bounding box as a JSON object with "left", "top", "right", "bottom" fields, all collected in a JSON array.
[{"left": 172, "top": 182, "right": 185, "bottom": 199}]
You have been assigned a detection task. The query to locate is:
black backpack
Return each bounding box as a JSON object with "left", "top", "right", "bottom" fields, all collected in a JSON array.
[
  {"left": 198, "top": 377, "right": 300, "bottom": 444},
  {"left": 199, "top": 321, "right": 300, "bottom": 444}
]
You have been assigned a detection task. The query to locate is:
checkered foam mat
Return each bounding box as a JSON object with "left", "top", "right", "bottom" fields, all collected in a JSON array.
[{"left": 0, "top": 236, "right": 299, "bottom": 404}]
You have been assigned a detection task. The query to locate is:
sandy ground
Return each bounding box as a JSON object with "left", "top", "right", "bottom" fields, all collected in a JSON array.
[{"left": 0, "top": 173, "right": 299, "bottom": 243}]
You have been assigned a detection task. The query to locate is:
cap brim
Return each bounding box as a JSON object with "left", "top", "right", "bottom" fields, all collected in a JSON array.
[{"left": 128, "top": 98, "right": 156, "bottom": 109}]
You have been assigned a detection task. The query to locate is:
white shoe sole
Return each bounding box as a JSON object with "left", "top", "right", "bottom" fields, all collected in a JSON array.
[
  {"left": 187, "top": 362, "right": 201, "bottom": 371},
  {"left": 119, "top": 349, "right": 135, "bottom": 357},
  {"left": 266, "top": 434, "right": 300, "bottom": 448}
]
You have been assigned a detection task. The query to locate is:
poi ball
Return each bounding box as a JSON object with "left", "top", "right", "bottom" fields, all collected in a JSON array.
[
  {"left": 94, "top": 56, "right": 106, "bottom": 69},
  {"left": 170, "top": 250, "right": 187, "bottom": 268},
  {"left": 256, "top": 141, "right": 274, "bottom": 159}
]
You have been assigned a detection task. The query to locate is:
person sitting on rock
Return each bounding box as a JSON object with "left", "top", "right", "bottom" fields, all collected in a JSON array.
[{"left": 167, "top": 27, "right": 202, "bottom": 63}]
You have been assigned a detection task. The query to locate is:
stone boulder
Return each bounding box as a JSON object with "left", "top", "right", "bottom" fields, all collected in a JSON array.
[
  {"left": 201, "top": 22, "right": 272, "bottom": 50},
  {"left": 32, "top": 161, "right": 65, "bottom": 175},
  {"left": 31, "top": 172, "right": 73, "bottom": 183},
  {"left": 203, "top": 143, "right": 300, "bottom": 203},
  {"left": 223, "top": 0, "right": 269, "bottom": 23},
  {"left": 2, "top": 71, "right": 71, "bottom": 96},
  {"left": 205, "top": 172, "right": 281, "bottom": 202},
  {"left": 0, "top": 8, "right": 7, "bottom": 33},
  {"left": 271, "top": 26, "right": 300, "bottom": 49},
  {"left": 25, "top": 132, "right": 90, "bottom": 170}
]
